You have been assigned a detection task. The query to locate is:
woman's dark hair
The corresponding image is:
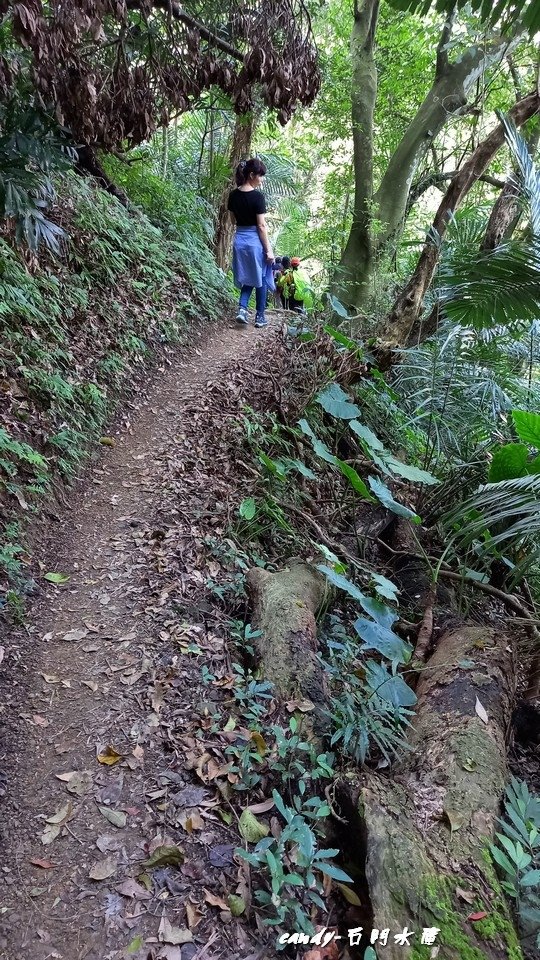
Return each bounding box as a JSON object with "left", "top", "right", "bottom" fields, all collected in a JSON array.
[
  {"left": 235, "top": 157, "right": 267, "bottom": 186},
  {"left": 281, "top": 256, "right": 291, "bottom": 269}
]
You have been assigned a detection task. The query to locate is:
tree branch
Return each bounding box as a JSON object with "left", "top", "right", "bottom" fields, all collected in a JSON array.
[
  {"left": 409, "top": 170, "right": 505, "bottom": 212},
  {"left": 381, "top": 89, "right": 540, "bottom": 350},
  {"left": 435, "top": 6, "right": 456, "bottom": 79},
  {"left": 125, "top": 0, "right": 245, "bottom": 62}
]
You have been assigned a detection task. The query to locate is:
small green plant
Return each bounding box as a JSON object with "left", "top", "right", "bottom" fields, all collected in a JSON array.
[
  {"left": 490, "top": 776, "right": 540, "bottom": 950},
  {"left": 236, "top": 789, "right": 352, "bottom": 935},
  {"left": 232, "top": 664, "right": 274, "bottom": 724},
  {"left": 4, "top": 588, "right": 26, "bottom": 624},
  {"left": 320, "top": 612, "right": 415, "bottom": 766}
]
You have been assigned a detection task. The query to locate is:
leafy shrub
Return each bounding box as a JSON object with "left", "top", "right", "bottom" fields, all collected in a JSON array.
[{"left": 490, "top": 777, "right": 540, "bottom": 951}]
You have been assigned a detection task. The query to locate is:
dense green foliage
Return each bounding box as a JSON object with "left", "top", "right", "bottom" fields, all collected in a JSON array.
[{"left": 0, "top": 171, "right": 230, "bottom": 596}]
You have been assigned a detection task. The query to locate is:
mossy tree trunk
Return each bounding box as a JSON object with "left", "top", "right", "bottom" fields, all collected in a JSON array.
[
  {"left": 381, "top": 90, "right": 540, "bottom": 349},
  {"left": 335, "top": 5, "right": 520, "bottom": 313},
  {"left": 360, "top": 625, "right": 520, "bottom": 960},
  {"left": 247, "top": 561, "right": 330, "bottom": 728}
]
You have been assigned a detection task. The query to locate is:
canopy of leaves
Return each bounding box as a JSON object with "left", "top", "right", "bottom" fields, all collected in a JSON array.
[{"left": 2, "top": 0, "right": 320, "bottom": 149}]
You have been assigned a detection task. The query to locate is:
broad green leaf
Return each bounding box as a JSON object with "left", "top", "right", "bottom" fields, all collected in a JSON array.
[
  {"left": 258, "top": 452, "right": 286, "bottom": 479},
  {"left": 316, "top": 382, "right": 361, "bottom": 420},
  {"left": 239, "top": 497, "right": 256, "bottom": 520},
  {"left": 327, "top": 294, "right": 349, "bottom": 318},
  {"left": 366, "top": 661, "right": 417, "bottom": 707},
  {"left": 317, "top": 862, "right": 354, "bottom": 883},
  {"left": 512, "top": 410, "right": 540, "bottom": 449},
  {"left": 368, "top": 475, "right": 420, "bottom": 522},
  {"left": 127, "top": 936, "right": 144, "bottom": 954},
  {"left": 315, "top": 543, "right": 347, "bottom": 574},
  {"left": 228, "top": 894, "right": 246, "bottom": 915},
  {"left": 521, "top": 869, "right": 540, "bottom": 887},
  {"left": 527, "top": 454, "right": 540, "bottom": 475},
  {"left": 490, "top": 845, "right": 517, "bottom": 876},
  {"left": 349, "top": 419, "right": 385, "bottom": 451},
  {"left": 360, "top": 596, "right": 398, "bottom": 628},
  {"left": 353, "top": 617, "right": 412, "bottom": 663},
  {"left": 370, "top": 572, "right": 400, "bottom": 601},
  {"left": 239, "top": 809, "right": 269, "bottom": 843},
  {"left": 324, "top": 324, "right": 360, "bottom": 351},
  {"left": 316, "top": 564, "right": 367, "bottom": 604},
  {"left": 284, "top": 458, "right": 317, "bottom": 480},
  {"left": 383, "top": 455, "right": 439, "bottom": 485},
  {"left": 142, "top": 845, "right": 184, "bottom": 869},
  {"left": 335, "top": 458, "right": 373, "bottom": 500},
  {"left": 298, "top": 419, "right": 337, "bottom": 464},
  {"left": 488, "top": 444, "right": 528, "bottom": 482},
  {"left": 44, "top": 572, "right": 70, "bottom": 584}
]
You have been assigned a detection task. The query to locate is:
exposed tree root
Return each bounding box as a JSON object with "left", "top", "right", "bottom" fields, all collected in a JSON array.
[{"left": 247, "top": 561, "right": 330, "bottom": 728}]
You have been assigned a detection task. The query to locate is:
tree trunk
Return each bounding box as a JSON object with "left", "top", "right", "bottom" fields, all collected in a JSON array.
[
  {"left": 381, "top": 90, "right": 540, "bottom": 349},
  {"left": 372, "top": 31, "right": 520, "bottom": 258},
  {"left": 332, "top": 0, "right": 379, "bottom": 311},
  {"left": 75, "top": 146, "right": 129, "bottom": 206},
  {"left": 214, "top": 113, "right": 254, "bottom": 271},
  {"left": 336, "top": 6, "right": 521, "bottom": 312},
  {"left": 246, "top": 561, "right": 330, "bottom": 727},
  {"left": 360, "top": 624, "right": 521, "bottom": 960},
  {"left": 482, "top": 124, "right": 540, "bottom": 251}
]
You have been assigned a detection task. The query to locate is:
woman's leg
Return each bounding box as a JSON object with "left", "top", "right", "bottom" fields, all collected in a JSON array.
[
  {"left": 254, "top": 281, "right": 268, "bottom": 326},
  {"left": 239, "top": 285, "right": 253, "bottom": 309},
  {"left": 255, "top": 280, "right": 267, "bottom": 316}
]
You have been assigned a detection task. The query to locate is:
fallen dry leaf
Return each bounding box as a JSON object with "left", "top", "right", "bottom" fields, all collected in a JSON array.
[
  {"left": 89, "top": 856, "right": 117, "bottom": 881},
  {"left": 158, "top": 916, "right": 193, "bottom": 945},
  {"left": 63, "top": 628, "right": 88, "bottom": 643},
  {"left": 185, "top": 901, "right": 203, "bottom": 930},
  {"left": 246, "top": 798, "right": 275, "bottom": 815},
  {"left": 96, "top": 834, "right": 122, "bottom": 853},
  {"left": 116, "top": 878, "right": 152, "bottom": 900},
  {"left": 285, "top": 698, "right": 315, "bottom": 713},
  {"left": 98, "top": 806, "right": 127, "bottom": 828},
  {"left": 204, "top": 888, "right": 228, "bottom": 911},
  {"left": 97, "top": 746, "right": 123, "bottom": 766},
  {"left": 29, "top": 858, "right": 56, "bottom": 870},
  {"left": 41, "top": 801, "right": 73, "bottom": 845},
  {"left": 66, "top": 771, "right": 93, "bottom": 797},
  {"left": 456, "top": 887, "right": 476, "bottom": 904},
  {"left": 157, "top": 948, "right": 182, "bottom": 960},
  {"left": 475, "top": 697, "right": 489, "bottom": 724}
]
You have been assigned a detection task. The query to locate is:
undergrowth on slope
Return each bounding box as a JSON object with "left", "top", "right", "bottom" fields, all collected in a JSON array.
[
  {"left": 209, "top": 319, "right": 540, "bottom": 951},
  {"left": 0, "top": 171, "right": 233, "bottom": 606}
]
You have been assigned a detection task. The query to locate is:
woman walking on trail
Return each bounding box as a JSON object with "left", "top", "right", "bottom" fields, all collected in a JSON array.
[{"left": 228, "top": 157, "right": 275, "bottom": 328}]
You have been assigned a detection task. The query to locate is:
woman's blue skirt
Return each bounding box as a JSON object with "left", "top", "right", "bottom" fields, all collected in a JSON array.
[{"left": 232, "top": 226, "right": 275, "bottom": 291}]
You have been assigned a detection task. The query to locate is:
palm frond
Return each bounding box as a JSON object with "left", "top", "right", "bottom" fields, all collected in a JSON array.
[
  {"left": 500, "top": 115, "right": 540, "bottom": 239},
  {"left": 432, "top": 119, "right": 540, "bottom": 331},
  {"left": 443, "top": 475, "right": 540, "bottom": 553},
  {"left": 438, "top": 238, "right": 540, "bottom": 329},
  {"left": 387, "top": 0, "right": 540, "bottom": 36}
]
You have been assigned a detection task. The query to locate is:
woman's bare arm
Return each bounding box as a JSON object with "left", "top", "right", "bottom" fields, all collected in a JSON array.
[{"left": 256, "top": 213, "right": 274, "bottom": 261}]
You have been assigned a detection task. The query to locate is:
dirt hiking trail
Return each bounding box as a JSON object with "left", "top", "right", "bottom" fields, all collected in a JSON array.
[{"left": 0, "top": 317, "right": 284, "bottom": 960}]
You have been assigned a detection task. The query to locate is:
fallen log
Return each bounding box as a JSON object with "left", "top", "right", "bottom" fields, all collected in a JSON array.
[
  {"left": 247, "top": 560, "right": 330, "bottom": 718},
  {"left": 360, "top": 625, "right": 520, "bottom": 960}
]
